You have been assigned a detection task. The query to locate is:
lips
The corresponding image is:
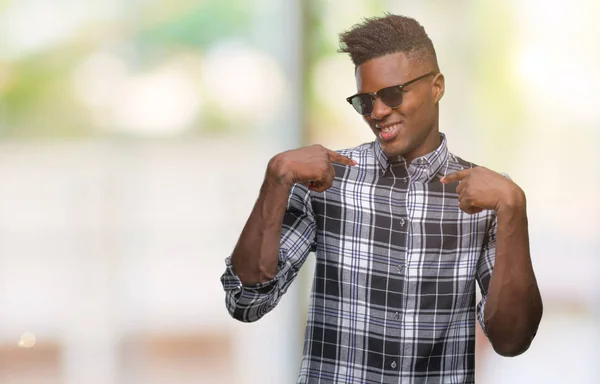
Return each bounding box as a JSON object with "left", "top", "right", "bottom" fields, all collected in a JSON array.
[{"left": 376, "top": 122, "right": 402, "bottom": 141}]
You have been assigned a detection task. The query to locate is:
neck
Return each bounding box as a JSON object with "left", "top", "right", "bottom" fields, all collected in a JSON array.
[{"left": 403, "top": 129, "right": 441, "bottom": 165}]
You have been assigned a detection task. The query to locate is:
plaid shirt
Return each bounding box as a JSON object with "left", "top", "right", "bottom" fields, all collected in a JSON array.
[{"left": 221, "top": 134, "right": 496, "bottom": 383}]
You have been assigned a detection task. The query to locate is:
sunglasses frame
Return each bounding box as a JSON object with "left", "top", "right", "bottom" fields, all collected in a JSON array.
[{"left": 346, "top": 72, "right": 437, "bottom": 116}]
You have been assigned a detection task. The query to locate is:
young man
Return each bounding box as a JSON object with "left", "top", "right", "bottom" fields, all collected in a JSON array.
[{"left": 221, "top": 14, "right": 542, "bottom": 383}]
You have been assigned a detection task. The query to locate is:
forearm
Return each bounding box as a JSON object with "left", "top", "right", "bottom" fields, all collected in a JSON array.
[
  {"left": 484, "top": 195, "right": 543, "bottom": 356},
  {"left": 230, "top": 167, "right": 292, "bottom": 285}
]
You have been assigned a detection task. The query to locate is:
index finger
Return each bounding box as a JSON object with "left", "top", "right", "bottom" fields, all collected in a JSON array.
[
  {"left": 327, "top": 150, "right": 357, "bottom": 166},
  {"left": 441, "top": 168, "right": 472, "bottom": 184}
]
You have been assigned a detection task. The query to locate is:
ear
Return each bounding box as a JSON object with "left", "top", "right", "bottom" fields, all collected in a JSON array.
[{"left": 432, "top": 73, "right": 445, "bottom": 104}]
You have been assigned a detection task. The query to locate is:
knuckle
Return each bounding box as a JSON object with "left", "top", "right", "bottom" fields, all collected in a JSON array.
[{"left": 309, "top": 144, "right": 324, "bottom": 154}]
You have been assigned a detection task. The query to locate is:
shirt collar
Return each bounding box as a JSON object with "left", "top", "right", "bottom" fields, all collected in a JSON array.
[{"left": 373, "top": 133, "right": 449, "bottom": 182}]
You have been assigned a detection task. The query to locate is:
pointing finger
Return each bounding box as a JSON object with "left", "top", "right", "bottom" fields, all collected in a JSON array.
[
  {"left": 327, "top": 150, "right": 358, "bottom": 166},
  {"left": 441, "top": 168, "right": 472, "bottom": 184}
]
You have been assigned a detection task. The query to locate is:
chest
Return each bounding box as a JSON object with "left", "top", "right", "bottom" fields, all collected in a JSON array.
[{"left": 311, "top": 170, "right": 493, "bottom": 278}]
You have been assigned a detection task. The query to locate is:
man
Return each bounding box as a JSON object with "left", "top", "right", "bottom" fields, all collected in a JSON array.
[{"left": 221, "top": 14, "right": 542, "bottom": 383}]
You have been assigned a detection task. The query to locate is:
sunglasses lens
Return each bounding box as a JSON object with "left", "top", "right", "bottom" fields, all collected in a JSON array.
[
  {"left": 379, "top": 86, "right": 403, "bottom": 108},
  {"left": 348, "top": 85, "right": 404, "bottom": 115},
  {"left": 350, "top": 95, "right": 372, "bottom": 115}
]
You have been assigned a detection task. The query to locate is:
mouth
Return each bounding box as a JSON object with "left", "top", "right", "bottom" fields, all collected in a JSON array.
[{"left": 376, "top": 122, "right": 402, "bottom": 142}]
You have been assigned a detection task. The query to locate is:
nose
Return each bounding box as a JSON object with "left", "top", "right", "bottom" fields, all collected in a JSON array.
[{"left": 369, "top": 96, "right": 393, "bottom": 120}]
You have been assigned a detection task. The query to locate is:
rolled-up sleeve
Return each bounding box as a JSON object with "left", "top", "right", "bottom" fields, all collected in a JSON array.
[
  {"left": 220, "top": 184, "right": 317, "bottom": 323},
  {"left": 476, "top": 213, "right": 497, "bottom": 336}
]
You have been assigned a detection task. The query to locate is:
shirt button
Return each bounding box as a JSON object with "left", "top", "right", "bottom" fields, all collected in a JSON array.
[
  {"left": 396, "top": 265, "right": 404, "bottom": 273},
  {"left": 394, "top": 312, "right": 400, "bottom": 320},
  {"left": 399, "top": 218, "right": 406, "bottom": 226},
  {"left": 391, "top": 361, "right": 397, "bottom": 369},
  {"left": 400, "top": 177, "right": 407, "bottom": 182}
]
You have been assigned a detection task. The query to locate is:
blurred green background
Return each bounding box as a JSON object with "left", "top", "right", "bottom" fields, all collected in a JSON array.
[{"left": 0, "top": 0, "right": 598, "bottom": 383}]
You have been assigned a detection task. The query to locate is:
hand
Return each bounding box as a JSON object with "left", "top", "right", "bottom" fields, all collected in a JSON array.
[
  {"left": 267, "top": 145, "right": 357, "bottom": 192},
  {"left": 440, "top": 167, "right": 525, "bottom": 214}
]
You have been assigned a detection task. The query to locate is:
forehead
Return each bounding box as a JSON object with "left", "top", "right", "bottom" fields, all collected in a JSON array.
[{"left": 355, "top": 52, "right": 424, "bottom": 93}]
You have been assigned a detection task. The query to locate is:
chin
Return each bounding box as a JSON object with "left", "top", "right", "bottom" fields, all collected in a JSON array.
[{"left": 380, "top": 140, "right": 410, "bottom": 158}]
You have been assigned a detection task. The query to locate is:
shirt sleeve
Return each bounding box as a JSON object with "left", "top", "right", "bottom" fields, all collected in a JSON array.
[
  {"left": 220, "top": 183, "right": 317, "bottom": 323},
  {"left": 476, "top": 213, "right": 497, "bottom": 337}
]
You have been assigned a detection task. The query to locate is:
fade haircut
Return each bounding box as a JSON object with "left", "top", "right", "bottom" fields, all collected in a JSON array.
[{"left": 338, "top": 13, "right": 439, "bottom": 71}]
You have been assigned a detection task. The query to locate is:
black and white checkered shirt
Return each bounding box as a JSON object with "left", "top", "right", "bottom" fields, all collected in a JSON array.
[{"left": 221, "top": 134, "right": 496, "bottom": 383}]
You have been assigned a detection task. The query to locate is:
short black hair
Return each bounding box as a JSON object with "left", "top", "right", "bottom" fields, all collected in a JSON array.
[{"left": 338, "top": 13, "right": 439, "bottom": 70}]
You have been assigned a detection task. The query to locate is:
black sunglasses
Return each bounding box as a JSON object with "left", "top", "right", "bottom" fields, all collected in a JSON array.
[{"left": 346, "top": 72, "right": 436, "bottom": 116}]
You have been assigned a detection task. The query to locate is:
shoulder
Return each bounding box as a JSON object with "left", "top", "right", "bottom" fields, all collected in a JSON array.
[
  {"left": 335, "top": 141, "right": 374, "bottom": 155},
  {"left": 446, "top": 152, "right": 511, "bottom": 179},
  {"left": 449, "top": 152, "right": 478, "bottom": 170},
  {"left": 334, "top": 142, "right": 375, "bottom": 164}
]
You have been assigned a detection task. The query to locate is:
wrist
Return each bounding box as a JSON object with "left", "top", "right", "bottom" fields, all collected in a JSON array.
[
  {"left": 266, "top": 154, "right": 294, "bottom": 188},
  {"left": 497, "top": 187, "right": 526, "bottom": 214}
]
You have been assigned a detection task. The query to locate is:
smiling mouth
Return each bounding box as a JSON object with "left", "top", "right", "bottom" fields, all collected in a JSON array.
[{"left": 377, "top": 122, "right": 402, "bottom": 141}]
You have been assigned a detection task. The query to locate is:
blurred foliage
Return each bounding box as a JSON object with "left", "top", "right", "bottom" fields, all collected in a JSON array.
[
  {"left": 137, "top": 0, "right": 251, "bottom": 51},
  {"left": 0, "top": 47, "right": 96, "bottom": 138},
  {"left": 0, "top": 0, "right": 252, "bottom": 139},
  {"left": 303, "top": 0, "right": 385, "bottom": 143},
  {"left": 471, "top": 2, "right": 524, "bottom": 153}
]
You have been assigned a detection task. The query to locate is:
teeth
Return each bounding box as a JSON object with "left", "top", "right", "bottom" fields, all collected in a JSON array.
[{"left": 380, "top": 123, "right": 400, "bottom": 133}]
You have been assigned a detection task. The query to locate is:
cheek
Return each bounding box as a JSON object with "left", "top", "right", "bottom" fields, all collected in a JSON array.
[
  {"left": 399, "top": 92, "right": 432, "bottom": 123},
  {"left": 398, "top": 99, "right": 424, "bottom": 122}
]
